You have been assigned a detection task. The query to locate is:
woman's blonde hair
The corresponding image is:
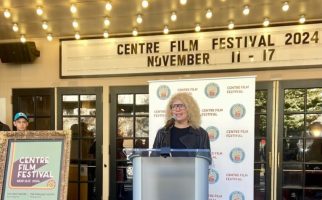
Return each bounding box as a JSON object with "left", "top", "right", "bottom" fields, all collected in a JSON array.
[{"left": 165, "top": 92, "right": 201, "bottom": 129}]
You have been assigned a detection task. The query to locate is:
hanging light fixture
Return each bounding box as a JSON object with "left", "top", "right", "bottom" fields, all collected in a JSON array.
[
  {"left": 195, "top": 24, "right": 201, "bottom": 32},
  {"left": 180, "top": 0, "right": 187, "bottom": 5},
  {"left": 299, "top": 15, "right": 306, "bottom": 24},
  {"left": 20, "top": 35, "right": 26, "bottom": 43},
  {"left": 263, "top": 18, "right": 270, "bottom": 27},
  {"left": 282, "top": 2, "right": 289, "bottom": 12},
  {"left": 171, "top": 12, "right": 177, "bottom": 21},
  {"left": 163, "top": 25, "right": 169, "bottom": 34},
  {"left": 136, "top": 14, "right": 143, "bottom": 24},
  {"left": 142, "top": 0, "right": 149, "bottom": 8},
  {"left": 105, "top": 1, "right": 112, "bottom": 11},
  {"left": 70, "top": 4, "right": 77, "bottom": 13},
  {"left": 104, "top": 17, "right": 110, "bottom": 26},
  {"left": 4, "top": 9, "right": 11, "bottom": 18},
  {"left": 75, "top": 32, "right": 80, "bottom": 40},
  {"left": 12, "top": 23, "right": 19, "bottom": 32},
  {"left": 103, "top": 30, "right": 109, "bottom": 38},
  {"left": 72, "top": 19, "right": 79, "bottom": 28},
  {"left": 243, "top": 5, "right": 250, "bottom": 15},
  {"left": 36, "top": 6, "right": 44, "bottom": 16},
  {"left": 42, "top": 21, "right": 49, "bottom": 30},
  {"left": 228, "top": 21, "right": 234, "bottom": 29},
  {"left": 132, "top": 28, "right": 138, "bottom": 36},
  {"left": 206, "top": 9, "right": 213, "bottom": 19},
  {"left": 47, "top": 33, "right": 53, "bottom": 41}
]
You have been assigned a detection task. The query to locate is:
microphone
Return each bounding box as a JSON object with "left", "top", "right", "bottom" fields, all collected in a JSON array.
[{"left": 164, "top": 116, "right": 176, "bottom": 130}]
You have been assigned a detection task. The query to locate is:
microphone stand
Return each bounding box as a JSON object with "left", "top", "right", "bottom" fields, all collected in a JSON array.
[{"left": 160, "top": 128, "right": 171, "bottom": 157}]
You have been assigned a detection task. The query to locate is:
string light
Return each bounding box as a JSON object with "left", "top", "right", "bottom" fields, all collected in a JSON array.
[
  {"left": 132, "top": 28, "right": 138, "bottom": 36},
  {"left": 105, "top": 1, "right": 112, "bottom": 11},
  {"left": 36, "top": 6, "right": 44, "bottom": 16},
  {"left": 4, "top": 9, "right": 11, "bottom": 18},
  {"left": 228, "top": 21, "right": 234, "bottom": 29},
  {"left": 243, "top": 5, "right": 250, "bottom": 15},
  {"left": 47, "top": 33, "right": 53, "bottom": 41},
  {"left": 206, "top": 9, "right": 213, "bottom": 19},
  {"left": 282, "top": 2, "right": 289, "bottom": 12},
  {"left": 263, "top": 18, "right": 270, "bottom": 27},
  {"left": 299, "top": 15, "right": 306, "bottom": 24},
  {"left": 142, "top": 0, "right": 149, "bottom": 8},
  {"left": 12, "top": 23, "right": 19, "bottom": 32},
  {"left": 195, "top": 24, "right": 201, "bottom": 32},
  {"left": 136, "top": 14, "right": 143, "bottom": 24},
  {"left": 70, "top": 4, "right": 77, "bottom": 13},
  {"left": 163, "top": 25, "right": 169, "bottom": 34},
  {"left": 20, "top": 35, "right": 26, "bottom": 43},
  {"left": 171, "top": 12, "right": 177, "bottom": 21}
]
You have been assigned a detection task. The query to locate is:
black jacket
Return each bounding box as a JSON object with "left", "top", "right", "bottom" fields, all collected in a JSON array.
[
  {"left": 0, "top": 121, "right": 10, "bottom": 131},
  {"left": 152, "top": 126, "right": 211, "bottom": 162}
]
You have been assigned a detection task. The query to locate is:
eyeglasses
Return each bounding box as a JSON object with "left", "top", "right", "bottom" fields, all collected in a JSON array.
[{"left": 170, "top": 104, "right": 186, "bottom": 110}]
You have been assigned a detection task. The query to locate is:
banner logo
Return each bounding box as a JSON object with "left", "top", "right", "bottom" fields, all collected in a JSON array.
[
  {"left": 206, "top": 126, "right": 219, "bottom": 142},
  {"left": 229, "top": 191, "right": 245, "bottom": 200},
  {"left": 230, "top": 147, "right": 245, "bottom": 163},
  {"left": 156, "top": 85, "right": 171, "bottom": 100},
  {"left": 230, "top": 104, "right": 246, "bottom": 119},
  {"left": 204, "top": 83, "right": 220, "bottom": 98},
  {"left": 208, "top": 167, "right": 219, "bottom": 184}
]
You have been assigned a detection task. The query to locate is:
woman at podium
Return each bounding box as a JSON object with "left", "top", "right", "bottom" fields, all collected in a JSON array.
[{"left": 152, "top": 92, "right": 211, "bottom": 160}]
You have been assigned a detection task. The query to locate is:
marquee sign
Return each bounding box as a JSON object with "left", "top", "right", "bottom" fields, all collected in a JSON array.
[{"left": 60, "top": 24, "right": 322, "bottom": 77}]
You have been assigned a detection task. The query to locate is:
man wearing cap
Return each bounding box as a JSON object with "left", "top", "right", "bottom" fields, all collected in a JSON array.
[{"left": 13, "top": 112, "right": 29, "bottom": 131}]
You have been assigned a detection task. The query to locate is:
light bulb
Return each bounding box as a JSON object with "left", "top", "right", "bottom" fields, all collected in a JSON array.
[
  {"left": 72, "top": 19, "right": 79, "bottom": 28},
  {"left": 228, "top": 21, "right": 234, "bottom": 29},
  {"left": 132, "top": 28, "right": 138, "bottom": 36},
  {"left": 142, "top": 0, "right": 149, "bottom": 8},
  {"left": 299, "top": 15, "right": 306, "bottom": 24},
  {"left": 243, "top": 5, "right": 250, "bottom": 15},
  {"left": 75, "top": 32, "right": 80, "bottom": 40},
  {"left": 20, "top": 35, "right": 26, "bottom": 43},
  {"left": 180, "top": 0, "right": 187, "bottom": 5},
  {"left": 282, "top": 2, "right": 289, "bottom": 12},
  {"left": 12, "top": 23, "right": 19, "bottom": 32},
  {"left": 105, "top": 2, "right": 112, "bottom": 11},
  {"left": 42, "top": 21, "right": 48, "bottom": 30},
  {"left": 47, "top": 33, "right": 53, "bottom": 41},
  {"left": 4, "top": 9, "right": 11, "bottom": 18},
  {"left": 136, "top": 14, "right": 143, "bottom": 24},
  {"left": 263, "top": 18, "right": 270, "bottom": 27},
  {"left": 70, "top": 4, "right": 77, "bottom": 13},
  {"left": 103, "top": 30, "right": 109, "bottom": 38},
  {"left": 195, "top": 24, "right": 201, "bottom": 32},
  {"left": 171, "top": 12, "right": 177, "bottom": 21},
  {"left": 36, "top": 6, "right": 43, "bottom": 16},
  {"left": 104, "top": 17, "right": 110, "bottom": 26},
  {"left": 163, "top": 25, "right": 169, "bottom": 34},
  {"left": 206, "top": 9, "right": 213, "bottom": 19}
]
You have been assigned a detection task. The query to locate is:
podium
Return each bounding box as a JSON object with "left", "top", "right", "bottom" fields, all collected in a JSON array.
[{"left": 128, "top": 149, "right": 211, "bottom": 200}]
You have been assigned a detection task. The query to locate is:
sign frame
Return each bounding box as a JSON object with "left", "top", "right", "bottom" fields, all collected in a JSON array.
[{"left": 0, "top": 131, "right": 71, "bottom": 200}]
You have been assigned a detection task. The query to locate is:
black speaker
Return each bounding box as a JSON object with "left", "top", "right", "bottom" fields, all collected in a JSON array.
[{"left": 0, "top": 42, "right": 40, "bottom": 63}]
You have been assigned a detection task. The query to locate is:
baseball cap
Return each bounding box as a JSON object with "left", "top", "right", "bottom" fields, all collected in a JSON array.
[{"left": 14, "top": 112, "right": 28, "bottom": 121}]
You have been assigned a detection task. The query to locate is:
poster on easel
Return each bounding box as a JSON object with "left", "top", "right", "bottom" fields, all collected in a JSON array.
[{"left": 0, "top": 131, "right": 71, "bottom": 200}]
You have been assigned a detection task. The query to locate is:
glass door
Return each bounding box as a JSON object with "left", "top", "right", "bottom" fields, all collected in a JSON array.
[
  {"left": 278, "top": 80, "right": 322, "bottom": 200},
  {"left": 12, "top": 88, "right": 55, "bottom": 130},
  {"left": 109, "top": 86, "right": 149, "bottom": 200},
  {"left": 57, "top": 87, "right": 103, "bottom": 200}
]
